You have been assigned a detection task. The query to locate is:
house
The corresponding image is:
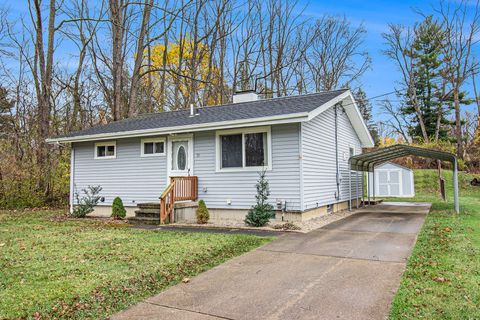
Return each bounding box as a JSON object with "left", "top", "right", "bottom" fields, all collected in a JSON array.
[
  {"left": 368, "top": 162, "right": 415, "bottom": 198},
  {"left": 47, "top": 89, "right": 374, "bottom": 222}
]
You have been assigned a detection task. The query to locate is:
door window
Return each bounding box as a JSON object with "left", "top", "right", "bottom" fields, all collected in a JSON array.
[{"left": 172, "top": 141, "right": 188, "bottom": 171}]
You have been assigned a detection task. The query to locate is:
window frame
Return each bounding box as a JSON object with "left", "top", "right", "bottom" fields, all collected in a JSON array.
[
  {"left": 140, "top": 137, "right": 166, "bottom": 157},
  {"left": 215, "top": 126, "right": 272, "bottom": 172},
  {"left": 349, "top": 145, "right": 356, "bottom": 158},
  {"left": 94, "top": 141, "right": 116, "bottom": 159}
]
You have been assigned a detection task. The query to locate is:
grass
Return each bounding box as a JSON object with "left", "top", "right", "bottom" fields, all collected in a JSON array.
[
  {"left": 0, "top": 210, "right": 272, "bottom": 319},
  {"left": 389, "top": 169, "right": 480, "bottom": 319}
]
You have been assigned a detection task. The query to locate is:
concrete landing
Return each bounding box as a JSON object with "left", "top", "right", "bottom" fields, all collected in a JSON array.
[{"left": 112, "top": 202, "right": 431, "bottom": 320}]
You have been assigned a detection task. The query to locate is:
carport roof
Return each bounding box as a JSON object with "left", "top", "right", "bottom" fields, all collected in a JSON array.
[{"left": 350, "top": 144, "right": 457, "bottom": 172}]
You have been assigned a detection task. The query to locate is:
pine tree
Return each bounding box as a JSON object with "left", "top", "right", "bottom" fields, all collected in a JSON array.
[
  {"left": 244, "top": 169, "right": 275, "bottom": 227},
  {"left": 354, "top": 88, "right": 379, "bottom": 145},
  {"left": 402, "top": 16, "right": 453, "bottom": 142}
]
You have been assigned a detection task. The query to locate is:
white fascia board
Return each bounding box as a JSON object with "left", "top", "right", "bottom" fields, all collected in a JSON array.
[{"left": 46, "top": 112, "right": 309, "bottom": 144}]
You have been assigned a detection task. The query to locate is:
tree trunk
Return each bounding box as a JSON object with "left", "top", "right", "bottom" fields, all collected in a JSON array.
[
  {"left": 128, "top": 0, "right": 153, "bottom": 117},
  {"left": 109, "top": 0, "right": 124, "bottom": 121}
]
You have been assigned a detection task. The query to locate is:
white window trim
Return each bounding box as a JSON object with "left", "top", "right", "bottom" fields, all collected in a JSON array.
[
  {"left": 141, "top": 137, "right": 166, "bottom": 157},
  {"left": 215, "top": 126, "right": 272, "bottom": 172},
  {"left": 348, "top": 144, "right": 356, "bottom": 171},
  {"left": 94, "top": 141, "right": 116, "bottom": 159}
]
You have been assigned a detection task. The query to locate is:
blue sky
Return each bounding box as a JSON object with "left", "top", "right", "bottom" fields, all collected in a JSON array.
[
  {"left": 5, "top": 0, "right": 479, "bottom": 123},
  {"left": 303, "top": 0, "right": 449, "bottom": 121}
]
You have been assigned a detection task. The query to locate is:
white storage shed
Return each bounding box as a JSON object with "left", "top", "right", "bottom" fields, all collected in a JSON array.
[{"left": 368, "top": 162, "right": 415, "bottom": 197}]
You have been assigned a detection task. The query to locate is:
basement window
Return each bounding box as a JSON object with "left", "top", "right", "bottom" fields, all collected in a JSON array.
[
  {"left": 216, "top": 126, "right": 272, "bottom": 171},
  {"left": 141, "top": 138, "right": 166, "bottom": 157},
  {"left": 95, "top": 141, "right": 116, "bottom": 159}
]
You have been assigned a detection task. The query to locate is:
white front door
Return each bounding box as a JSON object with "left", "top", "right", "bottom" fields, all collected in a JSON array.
[{"left": 168, "top": 135, "right": 193, "bottom": 177}]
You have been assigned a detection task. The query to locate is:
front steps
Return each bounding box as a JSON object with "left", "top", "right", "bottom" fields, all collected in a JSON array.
[
  {"left": 127, "top": 202, "right": 198, "bottom": 225},
  {"left": 127, "top": 203, "right": 160, "bottom": 224}
]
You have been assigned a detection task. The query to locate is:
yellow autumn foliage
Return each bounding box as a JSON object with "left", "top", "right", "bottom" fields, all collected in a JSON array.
[{"left": 143, "top": 36, "right": 223, "bottom": 108}]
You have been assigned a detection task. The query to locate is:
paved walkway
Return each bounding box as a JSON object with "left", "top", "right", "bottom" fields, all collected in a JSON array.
[{"left": 112, "top": 202, "right": 430, "bottom": 320}]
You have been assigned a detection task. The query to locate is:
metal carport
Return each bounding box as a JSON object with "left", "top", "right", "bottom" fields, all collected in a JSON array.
[{"left": 348, "top": 144, "right": 459, "bottom": 213}]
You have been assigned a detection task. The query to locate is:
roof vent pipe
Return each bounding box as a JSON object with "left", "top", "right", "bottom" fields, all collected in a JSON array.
[{"left": 190, "top": 104, "right": 194, "bottom": 116}]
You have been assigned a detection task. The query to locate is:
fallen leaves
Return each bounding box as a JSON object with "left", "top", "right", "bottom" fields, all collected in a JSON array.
[{"left": 432, "top": 277, "right": 449, "bottom": 283}]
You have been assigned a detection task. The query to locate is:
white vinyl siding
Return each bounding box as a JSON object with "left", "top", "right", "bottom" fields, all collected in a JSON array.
[
  {"left": 195, "top": 123, "right": 301, "bottom": 211},
  {"left": 72, "top": 124, "right": 301, "bottom": 211},
  {"left": 73, "top": 137, "right": 167, "bottom": 206},
  {"left": 301, "top": 106, "right": 362, "bottom": 210}
]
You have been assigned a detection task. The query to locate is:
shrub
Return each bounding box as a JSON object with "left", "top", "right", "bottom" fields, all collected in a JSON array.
[
  {"left": 71, "top": 185, "right": 102, "bottom": 218},
  {"left": 196, "top": 200, "right": 210, "bottom": 224},
  {"left": 111, "top": 197, "right": 126, "bottom": 219},
  {"left": 245, "top": 169, "right": 275, "bottom": 227}
]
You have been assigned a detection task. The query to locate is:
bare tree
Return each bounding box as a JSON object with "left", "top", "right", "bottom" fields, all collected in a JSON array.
[
  {"left": 438, "top": 0, "right": 480, "bottom": 158},
  {"left": 383, "top": 24, "right": 430, "bottom": 143},
  {"left": 380, "top": 99, "right": 411, "bottom": 143},
  {"left": 307, "top": 16, "right": 370, "bottom": 92}
]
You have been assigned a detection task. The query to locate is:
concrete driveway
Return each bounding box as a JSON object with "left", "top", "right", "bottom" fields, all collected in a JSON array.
[{"left": 112, "top": 202, "right": 430, "bottom": 320}]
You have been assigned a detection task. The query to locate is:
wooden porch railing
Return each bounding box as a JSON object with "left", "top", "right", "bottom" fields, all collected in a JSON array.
[
  {"left": 159, "top": 176, "right": 198, "bottom": 224},
  {"left": 171, "top": 176, "right": 198, "bottom": 201}
]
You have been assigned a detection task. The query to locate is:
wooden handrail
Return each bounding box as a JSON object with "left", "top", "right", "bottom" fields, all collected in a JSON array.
[
  {"left": 159, "top": 181, "right": 175, "bottom": 224},
  {"left": 159, "top": 176, "right": 198, "bottom": 224}
]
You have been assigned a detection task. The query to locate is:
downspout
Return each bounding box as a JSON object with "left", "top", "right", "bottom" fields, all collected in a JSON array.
[
  {"left": 334, "top": 104, "right": 340, "bottom": 200},
  {"left": 69, "top": 144, "right": 75, "bottom": 214}
]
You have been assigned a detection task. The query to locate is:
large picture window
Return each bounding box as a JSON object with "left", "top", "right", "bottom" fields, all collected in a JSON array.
[{"left": 216, "top": 127, "right": 271, "bottom": 171}]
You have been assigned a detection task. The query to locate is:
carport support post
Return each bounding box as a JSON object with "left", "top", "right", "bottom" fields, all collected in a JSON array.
[
  {"left": 356, "top": 171, "right": 360, "bottom": 209},
  {"left": 348, "top": 159, "right": 352, "bottom": 211},
  {"left": 367, "top": 171, "right": 370, "bottom": 206},
  {"left": 453, "top": 159, "right": 459, "bottom": 213},
  {"left": 362, "top": 172, "right": 365, "bottom": 207},
  {"left": 372, "top": 166, "right": 376, "bottom": 203}
]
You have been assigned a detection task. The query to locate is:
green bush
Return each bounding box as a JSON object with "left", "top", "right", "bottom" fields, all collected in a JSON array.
[
  {"left": 245, "top": 169, "right": 275, "bottom": 227},
  {"left": 111, "top": 197, "right": 127, "bottom": 219},
  {"left": 196, "top": 200, "right": 209, "bottom": 224},
  {"left": 72, "top": 185, "right": 102, "bottom": 218}
]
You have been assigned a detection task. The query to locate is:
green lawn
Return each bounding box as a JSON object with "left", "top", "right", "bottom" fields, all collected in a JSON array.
[
  {"left": 389, "top": 169, "right": 480, "bottom": 319},
  {"left": 0, "top": 210, "right": 272, "bottom": 319}
]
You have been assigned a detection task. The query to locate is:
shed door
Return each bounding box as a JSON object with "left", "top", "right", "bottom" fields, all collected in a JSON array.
[
  {"left": 388, "top": 171, "right": 401, "bottom": 196},
  {"left": 377, "top": 170, "right": 401, "bottom": 196}
]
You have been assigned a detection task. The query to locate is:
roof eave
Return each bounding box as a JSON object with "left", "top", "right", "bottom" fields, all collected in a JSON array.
[{"left": 46, "top": 112, "right": 309, "bottom": 144}]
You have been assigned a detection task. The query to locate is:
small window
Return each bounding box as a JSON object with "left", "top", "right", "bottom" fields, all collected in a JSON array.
[
  {"left": 95, "top": 141, "right": 116, "bottom": 159},
  {"left": 216, "top": 127, "right": 271, "bottom": 171},
  {"left": 349, "top": 146, "right": 355, "bottom": 158},
  {"left": 141, "top": 138, "right": 165, "bottom": 157}
]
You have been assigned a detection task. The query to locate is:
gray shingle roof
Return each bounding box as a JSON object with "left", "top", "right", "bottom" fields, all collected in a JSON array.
[{"left": 54, "top": 89, "right": 347, "bottom": 139}]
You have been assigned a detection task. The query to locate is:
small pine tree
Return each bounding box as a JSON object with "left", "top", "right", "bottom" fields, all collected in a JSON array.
[
  {"left": 112, "top": 197, "right": 127, "bottom": 219},
  {"left": 72, "top": 185, "right": 102, "bottom": 218},
  {"left": 245, "top": 169, "right": 275, "bottom": 227},
  {"left": 196, "top": 200, "right": 210, "bottom": 224}
]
